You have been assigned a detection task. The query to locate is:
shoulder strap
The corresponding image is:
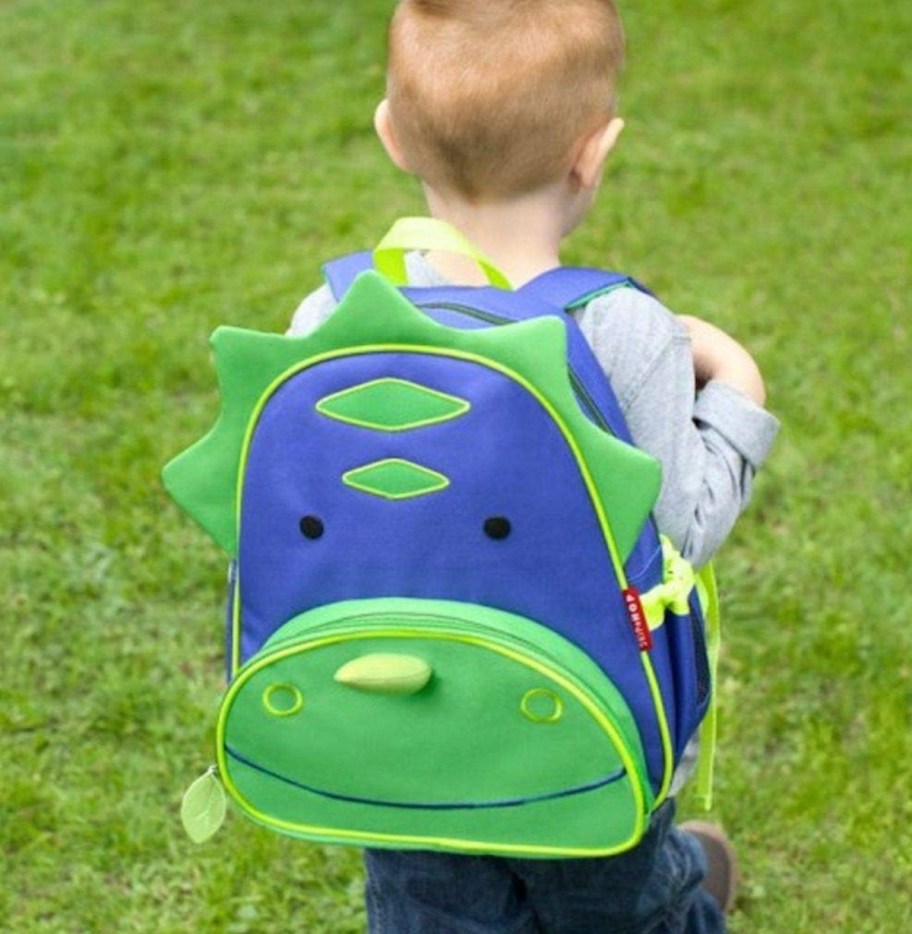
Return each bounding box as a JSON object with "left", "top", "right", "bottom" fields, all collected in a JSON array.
[
  {"left": 516, "top": 267, "right": 657, "bottom": 443},
  {"left": 518, "top": 266, "right": 653, "bottom": 310},
  {"left": 322, "top": 251, "right": 374, "bottom": 301}
]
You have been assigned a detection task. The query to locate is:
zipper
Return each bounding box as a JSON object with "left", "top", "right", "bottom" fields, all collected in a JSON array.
[
  {"left": 417, "top": 301, "right": 611, "bottom": 433},
  {"left": 257, "top": 609, "right": 601, "bottom": 695}
]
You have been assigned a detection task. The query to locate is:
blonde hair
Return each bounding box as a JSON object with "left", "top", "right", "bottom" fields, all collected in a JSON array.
[{"left": 387, "top": 0, "right": 625, "bottom": 200}]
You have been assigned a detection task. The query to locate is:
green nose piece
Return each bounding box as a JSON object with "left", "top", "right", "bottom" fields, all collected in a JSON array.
[{"left": 333, "top": 653, "right": 433, "bottom": 695}]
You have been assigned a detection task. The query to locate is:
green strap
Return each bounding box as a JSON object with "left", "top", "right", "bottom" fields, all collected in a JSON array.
[
  {"left": 373, "top": 217, "right": 512, "bottom": 290},
  {"left": 639, "top": 539, "right": 697, "bottom": 627},
  {"left": 639, "top": 541, "right": 721, "bottom": 811},
  {"left": 692, "top": 563, "right": 721, "bottom": 811}
]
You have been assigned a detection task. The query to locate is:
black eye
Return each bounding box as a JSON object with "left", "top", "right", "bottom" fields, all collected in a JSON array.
[
  {"left": 299, "top": 515, "right": 324, "bottom": 539},
  {"left": 483, "top": 517, "right": 511, "bottom": 540}
]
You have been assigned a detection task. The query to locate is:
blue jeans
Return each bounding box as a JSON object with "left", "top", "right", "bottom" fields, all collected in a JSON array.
[{"left": 364, "top": 801, "right": 724, "bottom": 933}]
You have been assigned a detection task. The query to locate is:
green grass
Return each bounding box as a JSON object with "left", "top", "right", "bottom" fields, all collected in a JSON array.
[{"left": 2, "top": 0, "right": 910, "bottom": 930}]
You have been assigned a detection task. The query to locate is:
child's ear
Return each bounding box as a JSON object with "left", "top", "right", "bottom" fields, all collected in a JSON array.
[
  {"left": 572, "top": 117, "right": 625, "bottom": 190},
  {"left": 374, "top": 99, "right": 412, "bottom": 173}
]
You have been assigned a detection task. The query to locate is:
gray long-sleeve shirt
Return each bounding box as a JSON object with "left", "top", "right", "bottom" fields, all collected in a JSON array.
[{"left": 289, "top": 254, "right": 780, "bottom": 567}]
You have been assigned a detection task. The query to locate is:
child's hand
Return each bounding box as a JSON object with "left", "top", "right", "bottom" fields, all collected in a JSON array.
[{"left": 678, "top": 315, "right": 767, "bottom": 406}]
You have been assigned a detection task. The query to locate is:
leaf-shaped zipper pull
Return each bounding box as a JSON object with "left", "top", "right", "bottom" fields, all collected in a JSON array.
[{"left": 181, "top": 766, "right": 227, "bottom": 844}]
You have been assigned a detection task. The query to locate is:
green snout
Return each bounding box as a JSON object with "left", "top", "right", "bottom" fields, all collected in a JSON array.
[{"left": 334, "top": 653, "right": 432, "bottom": 694}]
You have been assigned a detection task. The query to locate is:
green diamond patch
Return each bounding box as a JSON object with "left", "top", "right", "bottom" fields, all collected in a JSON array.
[
  {"left": 317, "top": 378, "right": 469, "bottom": 432},
  {"left": 342, "top": 459, "right": 450, "bottom": 500}
]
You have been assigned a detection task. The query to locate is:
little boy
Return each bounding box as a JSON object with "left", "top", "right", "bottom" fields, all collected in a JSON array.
[{"left": 290, "top": 1, "right": 779, "bottom": 931}]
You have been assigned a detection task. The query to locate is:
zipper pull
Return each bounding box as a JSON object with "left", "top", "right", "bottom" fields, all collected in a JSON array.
[{"left": 180, "top": 766, "right": 227, "bottom": 843}]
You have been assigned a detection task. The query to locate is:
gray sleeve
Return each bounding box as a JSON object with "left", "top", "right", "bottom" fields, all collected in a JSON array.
[
  {"left": 578, "top": 290, "right": 779, "bottom": 568},
  {"left": 287, "top": 283, "right": 337, "bottom": 336}
]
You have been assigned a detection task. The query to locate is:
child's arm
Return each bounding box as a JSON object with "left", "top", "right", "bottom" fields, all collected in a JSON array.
[{"left": 677, "top": 314, "right": 766, "bottom": 407}]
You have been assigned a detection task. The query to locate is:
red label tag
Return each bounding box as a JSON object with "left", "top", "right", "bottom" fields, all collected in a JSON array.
[{"left": 623, "top": 587, "right": 653, "bottom": 652}]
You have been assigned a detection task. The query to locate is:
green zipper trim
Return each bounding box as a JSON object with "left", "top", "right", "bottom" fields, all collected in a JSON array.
[{"left": 564, "top": 281, "right": 634, "bottom": 311}]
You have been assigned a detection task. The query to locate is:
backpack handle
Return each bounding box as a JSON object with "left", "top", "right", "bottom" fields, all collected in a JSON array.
[{"left": 373, "top": 217, "right": 512, "bottom": 290}]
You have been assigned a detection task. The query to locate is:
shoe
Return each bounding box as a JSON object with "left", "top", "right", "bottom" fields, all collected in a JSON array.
[{"left": 679, "top": 821, "right": 739, "bottom": 914}]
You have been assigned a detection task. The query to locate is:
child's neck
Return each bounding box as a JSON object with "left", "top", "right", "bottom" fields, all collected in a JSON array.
[{"left": 422, "top": 183, "right": 574, "bottom": 288}]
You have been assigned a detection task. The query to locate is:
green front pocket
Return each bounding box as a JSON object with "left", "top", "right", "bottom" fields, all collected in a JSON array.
[{"left": 217, "top": 598, "right": 654, "bottom": 858}]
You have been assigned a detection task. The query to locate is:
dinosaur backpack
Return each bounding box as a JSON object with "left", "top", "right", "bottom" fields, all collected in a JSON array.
[{"left": 164, "top": 218, "right": 720, "bottom": 858}]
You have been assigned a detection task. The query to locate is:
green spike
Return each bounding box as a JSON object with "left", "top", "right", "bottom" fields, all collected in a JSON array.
[
  {"left": 162, "top": 327, "right": 308, "bottom": 553},
  {"left": 162, "top": 270, "right": 661, "bottom": 562}
]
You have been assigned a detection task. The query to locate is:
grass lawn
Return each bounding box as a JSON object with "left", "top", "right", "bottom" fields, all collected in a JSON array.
[{"left": 2, "top": 0, "right": 910, "bottom": 931}]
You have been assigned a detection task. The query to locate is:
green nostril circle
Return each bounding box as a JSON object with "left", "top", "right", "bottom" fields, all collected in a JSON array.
[
  {"left": 262, "top": 683, "right": 304, "bottom": 717},
  {"left": 520, "top": 688, "right": 563, "bottom": 724}
]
